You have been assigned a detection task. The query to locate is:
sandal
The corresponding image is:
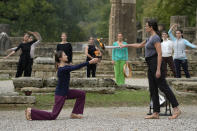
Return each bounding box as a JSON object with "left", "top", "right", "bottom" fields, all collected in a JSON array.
[
  {"left": 169, "top": 109, "right": 181, "bottom": 119},
  {"left": 145, "top": 113, "right": 159, "bottom": 119}
]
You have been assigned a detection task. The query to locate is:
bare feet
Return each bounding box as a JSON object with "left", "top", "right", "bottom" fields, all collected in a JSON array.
[
  {"left": 169, "top": 109, "right": 181, "bottom": 119},
  {"left": 145, "top": 112, "right": 159, "bottom": 119},
  {"left": 25, "top": 108, "right": 32, "bottom": 120},
  {"left": 70, "top": 113, "right": 83, "bottom": 119}
]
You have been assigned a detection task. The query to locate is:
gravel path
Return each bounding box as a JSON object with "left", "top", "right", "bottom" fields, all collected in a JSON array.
[{"left": 0, "top": 106, "right": 197, "bottom": 131}]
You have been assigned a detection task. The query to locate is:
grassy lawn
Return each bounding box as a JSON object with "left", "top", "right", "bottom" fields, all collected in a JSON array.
[
  {"left": 32, "top": 90, "right": 150, "bottom": 110},
  {"left": 1, "top": 90, "right": 197, "bottom": 110}
]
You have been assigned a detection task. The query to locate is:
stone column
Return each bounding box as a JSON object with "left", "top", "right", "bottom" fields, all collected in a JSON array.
[
  {"left": 109, "top": 0, "right": 122, "bottom": 47},
  {"left": 121, "top": 0, "right": 137, "bottom": 59},
  {"left": 195, "top": 8, "right": 197, "bottom": 45},
  {"left": 196, "top": 9, "right": 197, "bottom": 41},
  {"left": 109, "top": 0, "right": 137, "bottom": 60}
]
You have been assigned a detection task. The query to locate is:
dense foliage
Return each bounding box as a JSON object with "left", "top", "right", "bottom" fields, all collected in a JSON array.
[{"left": 0, "top": 0, "right": 196, "bottom": 41}]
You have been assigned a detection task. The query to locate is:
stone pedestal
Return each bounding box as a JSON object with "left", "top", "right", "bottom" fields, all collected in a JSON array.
[
  {"left": 0, "top": 80, "right": 18, "bottom": 96},
  {"left": 109, "top": 0, "right": 137, "bottom": 60},
  {"left": 0, "top": 80, "right": 35, "bottom": 104},
  {"left": 0, "top": 24, "right": 10, "bottom": 35},
  {"left": 0, "top": 32, "right": 11, "bottom": 55}
]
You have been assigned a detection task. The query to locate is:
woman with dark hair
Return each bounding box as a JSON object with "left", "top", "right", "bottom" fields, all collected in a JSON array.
[
  {"left": 25, "top": 51, "right": 99, "bottom": 120},
  {"left": 168, "top": 24, "right": 197, "bottom": 78},
  {"left": 121, "top": 20, "right": 181, "bottom": 119},
  {"left": 56, "top": 32, "right": 73, "bottom": 64}
]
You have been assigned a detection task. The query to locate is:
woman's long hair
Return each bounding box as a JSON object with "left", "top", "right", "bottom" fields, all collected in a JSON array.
[
  {"left": 147, "top": 19, "right": 162, "bottom": 42},
  {"left": 55, "top": 51, "right": 63, "bottom": 70}
]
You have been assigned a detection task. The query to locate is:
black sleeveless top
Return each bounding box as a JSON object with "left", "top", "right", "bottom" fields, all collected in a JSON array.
[{"left": 86, "top": 45, "right": 96, "bottom": 61}]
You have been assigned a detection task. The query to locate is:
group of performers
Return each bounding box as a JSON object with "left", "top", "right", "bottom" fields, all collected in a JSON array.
[{"left": 3, "top": 19, "right": 197, "bottom": 121}]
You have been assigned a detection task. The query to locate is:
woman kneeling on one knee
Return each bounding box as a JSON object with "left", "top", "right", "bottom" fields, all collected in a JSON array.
[
  {"left": 25, "top": 50, "right": 99, "bottom": 120},
  {"left": 121, "top": 20, "right": 181, "bottom": 119}
]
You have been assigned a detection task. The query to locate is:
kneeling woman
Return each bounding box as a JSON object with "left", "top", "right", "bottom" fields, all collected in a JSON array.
[{"left": 25, "top": 51, "right": 98, "bottom": 120}]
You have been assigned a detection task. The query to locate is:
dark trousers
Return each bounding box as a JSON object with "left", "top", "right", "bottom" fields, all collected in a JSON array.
[
  {"left": 87, "top": 64, "right": 96, "bottom": 77},
  {"left": 174, "top": 59, "right": 190, "bottom": 78},
  {"left": 146, "top": 55, "right": 179, "bottom": 113},
  {"left": 16, "top": 56, "right": 33, "bottom": 77},
  {"left": 31, "top": 89, "right": 86, "bottom": 120},
  {"left": 162, "top": 56, "right": 176, "bottom": 77}
]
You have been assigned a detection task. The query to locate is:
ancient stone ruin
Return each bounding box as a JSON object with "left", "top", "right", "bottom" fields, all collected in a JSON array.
[{"left": 109, "top": 0, "right": 137, "bottom": 60}]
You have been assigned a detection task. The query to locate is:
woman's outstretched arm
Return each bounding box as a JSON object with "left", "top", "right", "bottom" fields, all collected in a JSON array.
[
  {"left": 64, "top": 58, "right": 99, "bottom": 72},
  {"left": 3, "top": 51, "right": 15, "bottom": 59},
  {"left": 121, "top": 40, "right": 146, "bottom": 48}
]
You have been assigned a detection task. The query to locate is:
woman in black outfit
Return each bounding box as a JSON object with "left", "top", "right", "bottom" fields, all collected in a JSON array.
[
  {"left": 4, "top": 31, "right": 41, "bottom": 77},
  {"left": 56, "top": 32, "right": 72, "bottom": 64},
  {"left": 121, "top": 20, "right": 181, "bottom": 119},
  {"left": 85, "top": 37, "right": 101, "bottom": 77}
]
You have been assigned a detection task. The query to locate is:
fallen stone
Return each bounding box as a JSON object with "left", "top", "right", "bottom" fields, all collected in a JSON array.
[
  {"left": 21, "top": 87, "right": 115, "bottom": 94},
  {"left": 0, "top": 80, "right": 16, "bottom": 94},
  {"left": 0, "top": 96, "right": 35, "bottom": 104},
  {"left": 12, "top": 77, "right": 43, "bottom": 89},
  {"left": 171, "top": 81, "right": 197, "bottom": 92},
  {"left": 117, "top": 84, "right": 147, "bottom": 90},
  {"left": 0, "top": 92, "right": 18, "bottom": 96},
  {"left": 34, "top": 57, "right": 54, "bottom": 64},
  {"left": 166, "top": 77, "right": 197, "bottom": 85},
  {"left": 44, "top": 77, "right": 117, "bottom": 88},
  {"left": 21, "top": 87, "right": 55, "bottom": 93},
  {"left": 43, "top": 77, "right": 57, "bottom": 87},
  {"left": 176, "top": 91, "right": 197, "bottom": 97},
  {"left": 0, "top": 74, "right": 9, "bottom": 79},
  {"left": 72, "top": 87, "right": 115, "bottom": 94}
]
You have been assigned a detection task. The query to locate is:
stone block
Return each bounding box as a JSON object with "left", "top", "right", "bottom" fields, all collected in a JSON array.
[
  {"left": 34, "top": 57, "right": 54, "bottom": 64},
  {"left": 44, "top": 77, "right": 117, "bottom": 88},
  {"left": 0, "top": 96, "right": 35, "bottom": 104},
  {"left": 12, "top": 77, "right": 43, "bottom": 89},
  {"left": 72, "top": 87, "right": 115, "bottom": 94},
  {"left": 21, "top": 87, "right": 55, "bottom": 93},
  {"left": 171, "top": 81, "right": 197, "bottom": 92},
  {"left": 0, "top": 80, "right": 15, "bottom": 94},
  {"left": 0, "top": 74, "right": 9, "bottom": 79}
]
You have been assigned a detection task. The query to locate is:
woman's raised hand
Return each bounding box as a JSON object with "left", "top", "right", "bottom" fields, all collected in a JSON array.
[{"left": 170, "top": 24, "right": 178, "bottom": 31}]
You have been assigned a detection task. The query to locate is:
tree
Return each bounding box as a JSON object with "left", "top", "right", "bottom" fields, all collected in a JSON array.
[{"left": 139, "top": 0, "right": 197, "bottom": 29}]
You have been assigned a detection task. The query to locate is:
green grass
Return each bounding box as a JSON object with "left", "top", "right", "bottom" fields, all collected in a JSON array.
[
  {"left": 31, "top": 90, "right": 149, "bottom": 110},
  {"left": 1, "top": 90, "right": 197, "bottom": 110}
]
